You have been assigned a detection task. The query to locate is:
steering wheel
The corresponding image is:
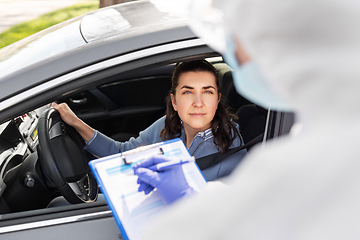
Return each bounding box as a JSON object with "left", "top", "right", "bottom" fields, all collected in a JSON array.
[{"left": 38, "top": 108, "right": 98, "bottom": 204}]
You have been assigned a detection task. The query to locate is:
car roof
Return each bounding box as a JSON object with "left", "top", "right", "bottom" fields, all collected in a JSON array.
[
  {"left": 0, "top": 0, "right": 196, "bottom": 101},
  {"left": 81, "top": 1, "right": 189, "bottom": 43}
]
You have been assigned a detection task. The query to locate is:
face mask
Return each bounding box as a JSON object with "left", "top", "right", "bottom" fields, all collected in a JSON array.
[{"left": 223, "top": 39, "right": 293, "bottom": 112}]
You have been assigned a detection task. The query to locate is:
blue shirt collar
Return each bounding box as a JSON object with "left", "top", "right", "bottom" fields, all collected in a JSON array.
[{"left": 180, "top": 123, "right": 214, "bottom": 142}]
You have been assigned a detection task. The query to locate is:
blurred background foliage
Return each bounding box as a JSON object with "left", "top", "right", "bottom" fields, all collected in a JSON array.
[
  {"left": 0, "top": 1, "right": 99, "bottom": 49},
  {"left": 99, "top": 0, "right": 136, "bottom": 8},
  {"left": 0, "top": 0, "right": 139, "bottom": 49}
]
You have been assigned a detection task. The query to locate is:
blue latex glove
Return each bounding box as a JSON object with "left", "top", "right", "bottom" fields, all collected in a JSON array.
[
  {"left": 136, "top": 177, "right": 154, "bottom": 194},
  {"left": 132, "top": 156, "right": 194, "bottom": 204}
]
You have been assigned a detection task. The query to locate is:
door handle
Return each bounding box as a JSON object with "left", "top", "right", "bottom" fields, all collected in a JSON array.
[{"left": 70, "top": 98, "right": 88, "bottom": 105}]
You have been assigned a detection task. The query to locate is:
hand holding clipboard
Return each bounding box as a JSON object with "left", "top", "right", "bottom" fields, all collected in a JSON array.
[{"left": 89, "top": 138, "right": 207, "bottom": 240}]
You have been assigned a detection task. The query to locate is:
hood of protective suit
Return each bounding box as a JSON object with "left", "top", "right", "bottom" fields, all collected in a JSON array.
[{"left": 216, "top": 0, "right": 360, "bottom": 128}]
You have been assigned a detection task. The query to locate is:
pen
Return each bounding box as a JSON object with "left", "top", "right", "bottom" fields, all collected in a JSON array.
[{"left": 148, "top": 157, "right": 195, "bottom": 171}]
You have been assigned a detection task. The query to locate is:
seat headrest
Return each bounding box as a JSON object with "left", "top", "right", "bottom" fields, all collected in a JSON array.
[{"left": 213, "top": 62, "right": 252, "bottom": 111}]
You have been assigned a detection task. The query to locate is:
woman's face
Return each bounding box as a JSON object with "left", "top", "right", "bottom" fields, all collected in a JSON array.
[{"left": 171, "top": 71, "right": 220, "bottom": 135}]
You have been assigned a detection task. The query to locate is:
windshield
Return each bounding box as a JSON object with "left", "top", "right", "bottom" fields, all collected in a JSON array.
[{"left": 0, "top": 17, "right": 86, "bottom": 79}]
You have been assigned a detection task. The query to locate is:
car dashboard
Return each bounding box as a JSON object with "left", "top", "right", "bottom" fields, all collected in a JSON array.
[
  {"left": 0, "top": 111, "right": 38, "bottom": 186},
  {"left": 0, "top": 105, "right": 53, "bottom": 213}
]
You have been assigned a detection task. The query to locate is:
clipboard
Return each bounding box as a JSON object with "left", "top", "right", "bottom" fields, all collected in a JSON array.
[{"left": 89, "top": 138, "right": 207, "bottom": 240}]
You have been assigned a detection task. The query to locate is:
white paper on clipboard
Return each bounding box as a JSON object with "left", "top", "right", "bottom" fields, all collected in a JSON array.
[{"left": 89, "top": 138, "right": 207, "bottom": 240}]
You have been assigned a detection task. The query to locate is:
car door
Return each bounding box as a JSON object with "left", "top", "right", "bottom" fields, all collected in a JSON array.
[{"left": 0, "top": 39, "right": 222, "bottom": 239}]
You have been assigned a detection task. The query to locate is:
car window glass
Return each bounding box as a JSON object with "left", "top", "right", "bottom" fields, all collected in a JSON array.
[{"left": 0, "top": 18, "right": 85, "bottom": 79}]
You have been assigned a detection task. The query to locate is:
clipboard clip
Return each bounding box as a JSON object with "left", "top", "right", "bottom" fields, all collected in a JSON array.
[{"left": 121, "top": 143, "right": 164, "bottom": 165}]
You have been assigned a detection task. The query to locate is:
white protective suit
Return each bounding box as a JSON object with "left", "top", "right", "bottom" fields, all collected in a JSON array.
[{"left": 144, "top": 0, "right": 360, "bottom": 239}]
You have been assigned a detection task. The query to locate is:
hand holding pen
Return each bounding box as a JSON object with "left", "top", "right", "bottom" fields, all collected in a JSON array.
[
  {"left": 148, "top": 156, "right": 195, "bottom": 171},
  {"left": 132, "top": 156, "right": 195, "bottom": 204}
]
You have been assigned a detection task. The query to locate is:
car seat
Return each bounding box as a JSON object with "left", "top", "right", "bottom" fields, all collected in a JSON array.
[
  {"left": 236, "top": 104, "right": 267, "bottom": 149},
  {"left": 213, "top": 63, "right": 252, "bottom": 112},
  {"left": 213, "top": 63, "right": 267, "bottom": 150}
]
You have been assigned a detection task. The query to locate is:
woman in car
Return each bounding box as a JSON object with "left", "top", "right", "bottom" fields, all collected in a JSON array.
[{"left": 53, "top": 60, "right": 247, "bottom": 181}]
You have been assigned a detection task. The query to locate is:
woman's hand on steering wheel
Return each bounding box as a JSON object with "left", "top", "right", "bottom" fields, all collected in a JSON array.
[
  {"left": 52, "top": 102, "right": 80, "bottom": 127},
  {"left": 52, "top": 102, "right": 94, "bottom": 142}
]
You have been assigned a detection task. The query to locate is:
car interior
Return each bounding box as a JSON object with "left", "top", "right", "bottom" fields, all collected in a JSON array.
[
  {"left": 60, "top": 58, "right": 267, "bottom": 146},
  {"left": 0, "top": 56, "right": 268, "bottom": 215}
]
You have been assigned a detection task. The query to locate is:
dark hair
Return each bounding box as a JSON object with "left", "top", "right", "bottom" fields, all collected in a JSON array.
[{"left": 160, "top": 60, "right": 241, "bottom": 153}]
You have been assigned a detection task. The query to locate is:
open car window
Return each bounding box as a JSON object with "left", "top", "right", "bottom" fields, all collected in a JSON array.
[{"left": 0, "top": 56, "right": 293, "bottom": 216}]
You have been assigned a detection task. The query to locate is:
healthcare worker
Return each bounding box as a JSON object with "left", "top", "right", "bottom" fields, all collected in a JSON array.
[{"left": 133, "top": 0, "right": 360, "bottom": 238}]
